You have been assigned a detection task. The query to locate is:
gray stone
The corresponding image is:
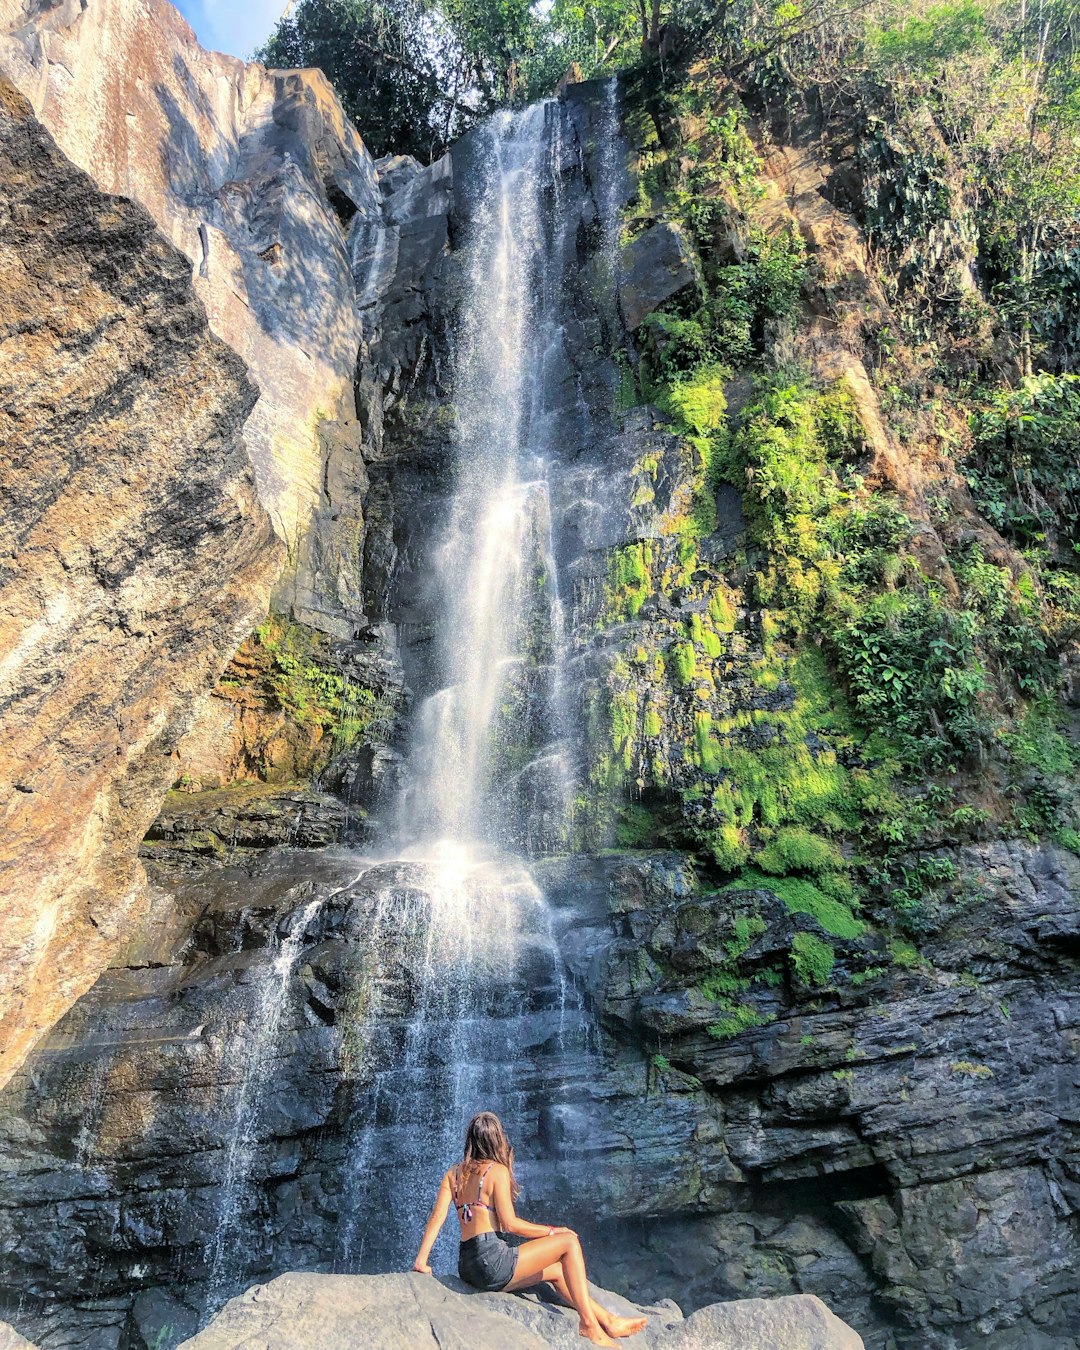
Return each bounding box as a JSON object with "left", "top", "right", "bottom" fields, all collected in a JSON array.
[
  {"left": 177, "top": 1271, "right": 862, "bottom": 1350},
  {"left": 619, "top": 223, "right": 698, "bottom": 328}
]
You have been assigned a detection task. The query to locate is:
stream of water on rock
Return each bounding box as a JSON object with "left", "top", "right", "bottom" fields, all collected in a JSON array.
[
  {"left": 207, "top": 897, "right": 326, "bottom": 1302},
  {"left": 331, "top": 99, "right": 597, "bottom": 1274},
  {"left": 197, "top": 95, "right": 597, "bottom": 1301}
]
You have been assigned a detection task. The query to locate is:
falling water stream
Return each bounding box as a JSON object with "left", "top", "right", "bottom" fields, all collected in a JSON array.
[
  {"left": 197, "top": 97, "right": 603, "bottom": 1298},
  {"left": 336, "top": 100, "right": 595, "bottom": 1272},
  {"left": 206, "top": 897, "right": 325, "bottom": 1299}
]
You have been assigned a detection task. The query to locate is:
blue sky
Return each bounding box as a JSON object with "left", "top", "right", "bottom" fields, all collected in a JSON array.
[{"left": 174, "top": 0, "right": 284, "bottom": 60}]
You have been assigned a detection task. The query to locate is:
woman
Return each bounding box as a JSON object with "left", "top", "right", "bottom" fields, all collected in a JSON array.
[{"left": 412, "top": 1111, "right": 647, "bottom": 1346}]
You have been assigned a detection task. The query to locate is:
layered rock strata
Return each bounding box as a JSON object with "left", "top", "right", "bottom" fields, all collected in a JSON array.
[
  {"left": 0, "top": 0, "right": 378, "bottom": 624},
  {"left": 0, "top": 29, "right": 1078, "bottom": 1350},
  {"left": 0, "top": 0, "right": 447, "bottom": 1083},
  {"left": 0, "top": 78, "right": 279, "bottom": 1087}
]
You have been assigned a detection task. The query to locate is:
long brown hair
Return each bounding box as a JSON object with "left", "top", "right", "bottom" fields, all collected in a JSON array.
[{"left": 459, "top": 1110, "right": 520, "bottom": 1199}]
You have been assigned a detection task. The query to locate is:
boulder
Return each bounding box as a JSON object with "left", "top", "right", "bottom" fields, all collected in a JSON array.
[
  {"left": 177, "top": 1271, "right": 863, "bottom": 1350},
  {"left": 0, "top": 1319, "right": 38, "bottom": 1349},
  {"left": 618, "top": 223, "right": 698, "bottom": 329}
]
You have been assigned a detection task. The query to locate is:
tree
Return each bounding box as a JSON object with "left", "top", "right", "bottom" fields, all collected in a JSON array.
[{"left": 258, "top": 0, "right": 454, "bottom": 160}]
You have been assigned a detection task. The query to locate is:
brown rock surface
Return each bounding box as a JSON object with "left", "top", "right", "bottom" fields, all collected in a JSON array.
[
  {"left": 0, "top": 0, "right": 381, "bottom": 621},
  {"left": 0, "top": 79, "right": 280, "bottom": 1086}
]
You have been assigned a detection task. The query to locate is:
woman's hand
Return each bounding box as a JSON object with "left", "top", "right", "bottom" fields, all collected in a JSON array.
[{"left": 412, "top": 1261, "right": 432, "bottom": 1275}]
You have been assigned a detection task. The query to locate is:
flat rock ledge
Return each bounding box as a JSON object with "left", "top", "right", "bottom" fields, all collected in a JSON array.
[{"left": 170, "top": 1271, "right": 863, "bottom": 1350}]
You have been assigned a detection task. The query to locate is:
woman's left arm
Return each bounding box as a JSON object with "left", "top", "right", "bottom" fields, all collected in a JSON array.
[{"left": 413, "top": 1171, "right": 453, "bottom": 1274}]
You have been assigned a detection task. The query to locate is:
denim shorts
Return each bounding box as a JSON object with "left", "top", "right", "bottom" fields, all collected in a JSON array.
[{"left": 458, "top": 1230, "right": 519, "bottom": 1292}]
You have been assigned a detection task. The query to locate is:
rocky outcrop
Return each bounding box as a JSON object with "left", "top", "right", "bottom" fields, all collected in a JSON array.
[
  {"left": 0, "top": 0, "right": 380, "bottom": 628},
  {"left": 178, "top": 1272, "right": 862, "bottom": 1350},
  {"left": 141, "top": 785, "right": 354, "bottom": 870},
  {"left": 0, "top": 1321, "right": 36, "bottom": 1350},
  {"left": 0, "top": 79, "right": 279, "bottom": 1088},
  {"left": 0, "top": 0, "right": 447, "bottom": 1082},
  {"left": 552, "top": 843, "right": 1080, "bottom": 1348},
  {"left": 1, "top": 49, "right": 1077, "bottom": 1350},
  {"left": 619, "top": 222, "right": 698, "bottom": 329}
]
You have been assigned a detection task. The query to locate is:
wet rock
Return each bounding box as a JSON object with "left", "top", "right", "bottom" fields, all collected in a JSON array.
[
  {"left": 141, "top": 785, "right": 355, "bottom": 872},
  {"left": 177, "top": 1271, "right": 862, "bottom": 1350},
  {"left": 619, "top": 222, "right": 698, "bottom": 328}
]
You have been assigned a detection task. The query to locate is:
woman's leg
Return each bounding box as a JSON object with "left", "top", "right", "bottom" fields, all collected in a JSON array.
[
  {"left": 504, "top": 1233, "right": 616, "bottom": 1346},
  {"left": 544, "top": 1267, "right": 648, "bottom": 1340}
]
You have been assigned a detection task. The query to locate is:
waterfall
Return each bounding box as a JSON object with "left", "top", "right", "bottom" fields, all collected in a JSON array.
[
  {"left": 337, "top": 100, "right": 596, "bottom": 1273},
  {"left": 400, "top": 104, "right": 570, "bottom": 851},
  {"left": 206, "top": 897, "right": 324, "bottom": 1303}
]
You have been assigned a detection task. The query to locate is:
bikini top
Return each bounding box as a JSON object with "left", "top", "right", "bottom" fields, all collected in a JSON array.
[{"left": 452, "top": 1161, "right": 495, "bottom": 1225}]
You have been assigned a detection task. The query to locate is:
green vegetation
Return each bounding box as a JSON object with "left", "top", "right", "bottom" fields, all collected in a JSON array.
[
  {"left": 950, "top": 1061, "right": 994, "bottom": 1079},
  {"left": 274, "top": 0, "right": 1080, "bottom": 1017},
  {"left": 251, "top": 614, "right": 390, "bottom": 752},
  {"left": 791, "top": 933, "right": 836, "bottom": 986},
  {"left": 722, "top": 869, "right": 864, "bottom": 940},
  {"left": 606, "top": 543, "right": 653, "bottom": 620},
  {"left": 706, "top": 1001, "right": 774, "bottom": 1040}
]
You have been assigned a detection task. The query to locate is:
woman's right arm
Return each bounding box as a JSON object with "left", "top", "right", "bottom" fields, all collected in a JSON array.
[
  {"left": 491, "top": 1164, "right": 573, "bottom": 1239},
  {"left": 413, "top": 1171, "right": 453, "bottom": 1273}
]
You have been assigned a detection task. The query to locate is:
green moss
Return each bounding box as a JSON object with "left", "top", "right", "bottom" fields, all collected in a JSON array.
[
  {"left": 252, "top": 613, "right": 388, "bottom": 752},
  {"left": 888, "top": 936, "right": 922, "bottom": 968},
  {"left": 706, "top": 1000, "right": 774, "bottom": 1040},
  {"left": 700, "top": 969, "right": 749, "bottom": 998},
  {"left": 690, "top": 611, "right": 724, "bottom": 657},
  {"left": 705, "top": 821, "right": 750, "bottom": 870},
  {"left": 606, "top": 542, "right": 653, "bottom": 620},
  {"left": 722, "top": 868, "right": 865, "bottom": 938},
  {"left": 614, "top": 802, "right": 658, "bottom": 848},
  {"left": 610, "top": 687, "right": 640, "bottom": 772},
  {"left": 791, "top": 932, "right": 836, "bottom": 986},
  {"left": 1055, "top": 828, "right": 1080, "bottom": 856},
  {"left": 669, "top": 640, "right": 697, "bottom": 686},
  {"left": 1004, "top": 699, "right": 1078, "bottom": 775},
  {"left": 708, "top": 588, "right": 736, "bottom": 632},
  {"left": 727, "top": 913, "right": 767, "bottom": 958},
  {"left": 756, "top": 826, "right": 846, "bottom": 876},
  {"left": 950, "top": 1060, "right": 994, "bottom": 1079}
]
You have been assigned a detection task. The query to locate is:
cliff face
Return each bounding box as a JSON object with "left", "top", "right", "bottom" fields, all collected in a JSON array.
[
  {"left": 0, "top": 11, "right": 1077, "bottom": 1350},
  {"left": 0, "top": 79, "right": 280, "bottom": 1085},
  {"left": 0, "top": 0, "right": 380, "bottom": 631},
  {"left": 0, "top": 0, "right": 449, "bottom": 1083}
]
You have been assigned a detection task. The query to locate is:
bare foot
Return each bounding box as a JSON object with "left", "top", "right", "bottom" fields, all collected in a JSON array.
[
  {"left": 579, "top": 1324, "right": 618, "bottom": 1347},
  {"left": 606, "top": 1315, "right": 647, "bottom": 1338}
]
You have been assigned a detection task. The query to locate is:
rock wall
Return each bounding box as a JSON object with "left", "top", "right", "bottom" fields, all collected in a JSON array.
[
  {"left": 0, "top": 79, "right": 280, "bottom": 1088},
  {"left": 0, "top": 0, "right": 450, "bottom": 1083},
  {"left": 0, "top": 0, "right": 378, "bottom": 628},
  {"left": 1, "top": 29, "right": 1078, "bottom": 1350}
]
